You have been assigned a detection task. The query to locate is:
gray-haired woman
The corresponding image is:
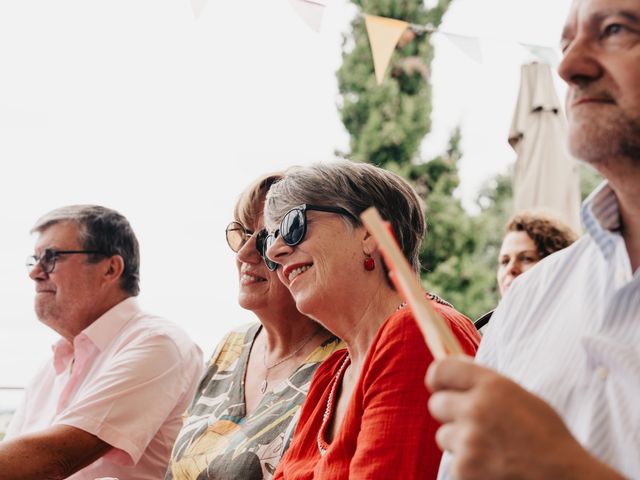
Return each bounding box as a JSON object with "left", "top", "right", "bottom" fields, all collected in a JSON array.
[{"left": 263, "top": 161, "right": 480, "bottom": 479}]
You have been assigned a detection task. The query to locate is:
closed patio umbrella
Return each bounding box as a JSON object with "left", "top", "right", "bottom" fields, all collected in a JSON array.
[{"left": 509, "top": 61, "right": 581, "bottom": 232}]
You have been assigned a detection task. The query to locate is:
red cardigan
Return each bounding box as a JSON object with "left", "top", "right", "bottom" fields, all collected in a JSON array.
[{"left": 274, "top": 299, "right": 480, "bottom": 480}]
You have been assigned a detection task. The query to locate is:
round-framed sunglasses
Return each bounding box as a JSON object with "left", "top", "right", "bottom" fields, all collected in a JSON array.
[
  {"left": 263, "top": 204, "right": 358, "bottom": 269},
  {"left": 225, "top": 221, "right": 278, "bottom": 271}
]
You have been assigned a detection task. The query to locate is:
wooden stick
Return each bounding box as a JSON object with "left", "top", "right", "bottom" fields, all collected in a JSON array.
[{"left": 360, "top": 207, "right": 464, "bottom": 359}]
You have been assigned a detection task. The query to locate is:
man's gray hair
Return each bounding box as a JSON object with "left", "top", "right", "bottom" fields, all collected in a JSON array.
[
  {"left": 32, "top": 205, "right": 141, "bottom": 296},
  {"left": 264, "top": 160, "right": 425, "bottom": 273}
]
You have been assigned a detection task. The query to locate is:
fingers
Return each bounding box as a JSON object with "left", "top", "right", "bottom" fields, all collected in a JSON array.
[
  {"left": 434, "top": 421, "right": 460, "bottom": 453},
  {"left": 425, "top": 355, "right": 486, "bottom": 392},
  {"left": 429, "top": 390, "right": 468, "bottom": 424}
]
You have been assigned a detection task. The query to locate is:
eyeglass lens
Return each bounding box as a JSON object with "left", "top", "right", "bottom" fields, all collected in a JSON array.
[
  {"left": 225, "top": 221, "right": 278, "bottom": 271},
  {"left": 26, "top": 250, "right": 55, "bottom": 273},
  {"left": 225, "top": 222, "right": 249, "bottom": 252}
]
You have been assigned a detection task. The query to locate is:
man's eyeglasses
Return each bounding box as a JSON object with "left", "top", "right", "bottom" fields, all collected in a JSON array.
[
  {"left": 26, "top": 249, "right": 109, "bottom": 274},
  {"left": 263, "top": 204, "right": 358, "bottom": 266},
  {"left": 225, "top": 221, "right": 277, "bottom": 271}
]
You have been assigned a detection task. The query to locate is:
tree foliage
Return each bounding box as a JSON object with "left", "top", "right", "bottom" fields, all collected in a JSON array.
[
  {"left": 417, "top": 133, "right": 511, "bottom": 319},
  {"left": 337, "top": 0, "right": 503, "bottom": 320},
  {"left": 337, "top": 0, "right": 453, "bottom": 166}
]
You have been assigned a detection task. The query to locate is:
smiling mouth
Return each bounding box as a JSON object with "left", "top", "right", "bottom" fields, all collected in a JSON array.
[
  {"left": 288, "top": 265, "right": 312, "bottom": 283},
  {"left": 241, "top": 273, "right": 267, "bottom": 284}
]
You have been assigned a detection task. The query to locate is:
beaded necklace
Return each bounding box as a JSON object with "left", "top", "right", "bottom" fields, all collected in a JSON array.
[
  {"left": 316, "top": 303, "right": 407, "bottom": 456},
  {"left": 317, "top": 354, "right": 350, "bottom": 456}
]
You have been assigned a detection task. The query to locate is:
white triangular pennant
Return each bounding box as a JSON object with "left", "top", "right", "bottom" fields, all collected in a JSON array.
[
  {"left": 287, "top": 0, "right": 326, "bottom": 32},
  {"left": 443, "top": 32, "right": 483, "bottom": 64},
  {"left": 190, "top": 0, "right": 207, "bottom": 19},
  {"left": 520, "top": 43, "right": 559, "bottom": 67}
]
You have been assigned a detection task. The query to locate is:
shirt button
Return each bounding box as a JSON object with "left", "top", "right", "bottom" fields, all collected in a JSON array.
[{"left": 595, "top": 365, "right": 608, "bottom": 380}]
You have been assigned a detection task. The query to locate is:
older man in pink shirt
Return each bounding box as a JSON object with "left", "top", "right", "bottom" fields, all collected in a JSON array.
[{"left": 2, "top": 205, "right": 203, "bottom": 480}]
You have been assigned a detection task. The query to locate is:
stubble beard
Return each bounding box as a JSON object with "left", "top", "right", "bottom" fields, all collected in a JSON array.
[
  {"left": 568, "top": 107, "right": 640, "bottom": 170},
  {"left": 35, "top": 297, "right": 63, "bottom": 331}
]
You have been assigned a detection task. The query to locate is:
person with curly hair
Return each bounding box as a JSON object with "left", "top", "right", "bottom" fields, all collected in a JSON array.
[{"left": 497, "top": 210, "right": 578, "bottom": 296}]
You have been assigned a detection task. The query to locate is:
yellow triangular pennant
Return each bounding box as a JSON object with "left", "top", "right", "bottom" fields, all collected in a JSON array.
[{"left": 364, "top": 14, "right": 410, "bottom": 85}]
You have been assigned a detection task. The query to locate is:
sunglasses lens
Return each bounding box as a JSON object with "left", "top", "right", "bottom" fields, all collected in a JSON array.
[
  {"left": 281, "top": 209, "right": 306, "bottom": 246},
  {"left": 252, "top": 229, "right": 277, "bottom": 271},
  {"left": 264, "top": 256, "right": 278, "bottom": 271},
  {"left": 263, "top": 234, "right": 278, "bottom": 271},
  {"left": 225, "top": 222, "right": 246, "bottom": 252}
]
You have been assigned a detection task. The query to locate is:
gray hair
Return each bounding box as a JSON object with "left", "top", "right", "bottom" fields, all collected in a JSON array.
[
  {"left": 32, "top": 205, "right": 141, "bottom": 296},
  {"left": 264, "top": 160, "right": 425, "bottom": 273}
]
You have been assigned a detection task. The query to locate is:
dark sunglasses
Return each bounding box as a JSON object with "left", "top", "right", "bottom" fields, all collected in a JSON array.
[
  {"left": 263, "top": 204, "right": 358, "bottom": 268},
  {"left": 225, "top": 221, "right": 278, "bottom": 271}
]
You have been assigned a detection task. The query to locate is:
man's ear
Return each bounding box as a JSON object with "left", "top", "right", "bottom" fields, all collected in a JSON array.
[{"left": 103, "top": 255, "right": 125, "bottom": 286}]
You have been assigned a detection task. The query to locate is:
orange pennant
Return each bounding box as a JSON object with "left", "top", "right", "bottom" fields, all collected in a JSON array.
[{"left": 364, "top": 14, "right": 410, "bottom": 85}]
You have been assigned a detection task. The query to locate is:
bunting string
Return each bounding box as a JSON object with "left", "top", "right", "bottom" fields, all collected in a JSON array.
[{"left": 359, "top": 13, "right": 558, "bottom": 84}]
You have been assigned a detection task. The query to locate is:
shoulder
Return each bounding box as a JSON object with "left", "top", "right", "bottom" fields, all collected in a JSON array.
[
  {"left": 305, "top": 335, "right": 344, "bottom": 365},
  {"left": 368, "top": 309, "right": 430, "bottom": 366},
  {"left": 310, "top": 349, "right": 349, "bottom": 388},
  {"left": 93, "top": 308, "right": 203, "bottom": 388},
  {"left": 203, "top": 322, "right": 259, "bottom": 371},
  {"left": 376, "top": 298, "right": 479, "bottom": 356},
  {"left": 115, "top": 306, "right": 199, "bottom": 360},
  {"left": 428, "top": 295, "right": 480, "bottom": 354}
]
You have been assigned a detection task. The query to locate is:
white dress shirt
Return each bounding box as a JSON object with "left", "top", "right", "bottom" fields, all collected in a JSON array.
[{"left": 439, "top": 182, "right": 640, "bottom": 478}]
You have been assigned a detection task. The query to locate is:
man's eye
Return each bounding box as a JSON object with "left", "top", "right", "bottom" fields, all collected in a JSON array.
[{"left": 602, "top": 23, "right": 624, "bottom": 37}]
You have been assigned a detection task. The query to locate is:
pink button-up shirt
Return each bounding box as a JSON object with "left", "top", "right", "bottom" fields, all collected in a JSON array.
[{"left": 6, "top": 298, "right": 203, "bottom": 480}]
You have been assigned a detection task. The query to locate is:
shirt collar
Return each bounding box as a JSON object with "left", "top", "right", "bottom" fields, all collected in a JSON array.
[
  {"left": 581, "top": 180, "right": 622, "bottom": 259},
  {"left": 50, "top": 297, "right": 140, "bottom": 374},
  {"left": 52, "top": 338, "right": 74, "bottom": 375}
]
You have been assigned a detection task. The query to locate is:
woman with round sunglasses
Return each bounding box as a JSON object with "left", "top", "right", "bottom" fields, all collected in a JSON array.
[
  {"left": 264, "top": 161, "right": 481, "bottom": 480},
  {"left": 165, "top": 173, "right": 342, "bottom": 480}
]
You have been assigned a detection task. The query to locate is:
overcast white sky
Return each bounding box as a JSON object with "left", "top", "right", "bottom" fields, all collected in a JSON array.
[{"left": 0, "top": 0, "right": 572, "bottom": 408}]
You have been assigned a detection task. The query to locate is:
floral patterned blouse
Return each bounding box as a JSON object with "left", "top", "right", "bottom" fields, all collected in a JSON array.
[{"left": 166, "top": 322, "right": 342, "bottom": 480}]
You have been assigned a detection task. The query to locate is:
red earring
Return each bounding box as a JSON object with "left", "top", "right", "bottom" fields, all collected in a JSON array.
[{"left": 364, "top": 256, "right": 375, "bottom": 271}]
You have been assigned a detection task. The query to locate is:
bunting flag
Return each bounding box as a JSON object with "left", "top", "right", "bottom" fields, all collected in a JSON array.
[
  {"left": 287, "top": 0, "right": 327, "bottom": 32},
  {"left": 357, "top": 12, "right": 559, "bottom": 85},
  {"left": 520, "top": 43, "right": 560, "bottom": 67},
  {"left": 444, "top": 33, "right": 483, "bottom": 64},
  {"left": 190, "top": 0, "right": 207, "bottom": 19},
  {"left": 364, "top": 15, "right": 410, "bottom": 85}
]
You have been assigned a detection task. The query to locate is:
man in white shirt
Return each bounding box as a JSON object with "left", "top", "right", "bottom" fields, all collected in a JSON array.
[
  {"left": 2, "top": 205, "right": 203, "bottom": 480},
  {"left": 427, "top": 0, "right": 640, "bottom": 478}
]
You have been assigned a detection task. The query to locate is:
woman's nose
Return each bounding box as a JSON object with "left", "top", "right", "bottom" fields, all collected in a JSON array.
[
  {"left": 236, "top": 235, "right": 260, "bottom": 264},
  {"left": 507, "top": 258, "right": 522, "bottom": 276}
]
